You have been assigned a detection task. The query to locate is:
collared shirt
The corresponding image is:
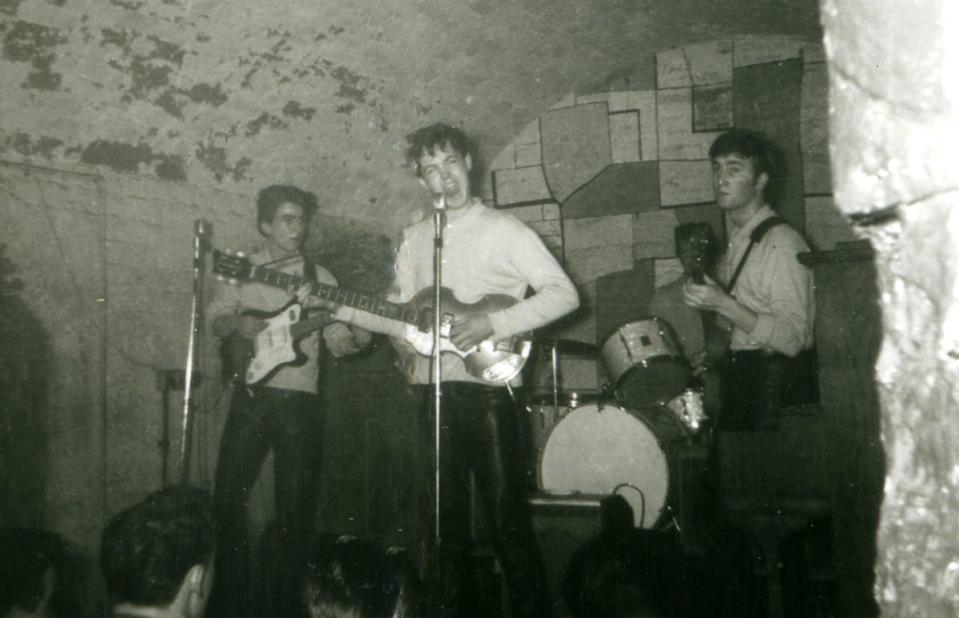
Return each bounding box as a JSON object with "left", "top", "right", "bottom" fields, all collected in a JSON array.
[
  {"left": 207, "top": 249, "right": 341, "bottom": 394},
  {"left": 719, "top": 205, "right": 815, "bottom": 356},
  {"left": 344, "top": 198, "right": 579, "bottom": 385}
]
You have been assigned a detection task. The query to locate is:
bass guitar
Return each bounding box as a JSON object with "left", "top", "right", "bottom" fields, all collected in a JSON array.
[
  {"left": 212, "top": 249, "right": 532, "bottom": 385},
  {"left": 220, "top": 302, "right": 334, "bottom": 385}
]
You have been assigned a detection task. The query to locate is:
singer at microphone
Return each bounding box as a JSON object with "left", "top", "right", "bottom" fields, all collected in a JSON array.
[{"left": 346, "top": 123, "right": 579, "bottom": 617}]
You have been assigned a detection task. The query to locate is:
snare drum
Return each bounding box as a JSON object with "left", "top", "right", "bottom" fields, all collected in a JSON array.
[
  {"left": 538, "top": 400, "right": 684, "bottom": 529},
  {"left": 602, "top": 318, "right": 690, "bottom": 408}
]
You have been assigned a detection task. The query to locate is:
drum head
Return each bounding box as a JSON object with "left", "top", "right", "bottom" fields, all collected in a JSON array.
[{"left": 539, "top": 402, "right": 670, "bottom": 528}]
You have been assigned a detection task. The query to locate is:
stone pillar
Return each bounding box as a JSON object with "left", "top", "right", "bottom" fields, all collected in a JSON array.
[{"left": 822, "top": 0, "right": 959, "bottom": 615}]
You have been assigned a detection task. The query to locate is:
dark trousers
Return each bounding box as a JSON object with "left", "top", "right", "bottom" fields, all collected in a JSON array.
[
  {"left": 706, "top": 349, "right": 822, "bottom": 615},
  {"left": 718, "top": 348, "right": 818, "bottom": 430},
  {"left": 208, "top": 386, "right": 323, "bottom": 618},
  {"left": 417, "top": 382, "right": 553, "bottom": 618}
]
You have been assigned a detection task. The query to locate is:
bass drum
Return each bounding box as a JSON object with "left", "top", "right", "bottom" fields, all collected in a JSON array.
[{"left": 538, "top": 400, "right": 684, "bottom": 529}]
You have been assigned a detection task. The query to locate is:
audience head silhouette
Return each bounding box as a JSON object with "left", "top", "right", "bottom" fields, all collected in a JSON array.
[
  {"left": 100, "top": 485, "right": 215, "bottom": 618},
  {"left": 303, "top": 535, "right": 421, "bottom": 618},
  {"left": 0, "top": 527, "right": 67, "bottom": 618}
]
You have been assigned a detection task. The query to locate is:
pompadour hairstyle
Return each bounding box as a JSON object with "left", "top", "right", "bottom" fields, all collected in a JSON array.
[
  {"left": 404, "top": 122, "right": 474, "bottom": 177},
  {"left": 256, "top": 184, "right": 319, "bottom": 232},
  {"left": 708, "top": 128, "right": 773, "bottom": 177}
]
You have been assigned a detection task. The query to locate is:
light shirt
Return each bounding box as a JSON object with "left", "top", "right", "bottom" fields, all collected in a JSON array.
[
  {"left": 720, "top": 205, "right": 815, "bottom": 356},
  {"left": 342, "top": 198, "right": 579, "bottom": 385}
]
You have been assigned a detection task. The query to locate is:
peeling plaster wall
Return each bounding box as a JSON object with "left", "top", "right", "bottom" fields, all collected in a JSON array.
[
  {"left": 0, "top": 0, "right": 820, "bottom": 230},
  {"left": 822, "top": 0, "right": 959, "bottom": 614},
  {"left": 0, "top": 0, "right": 414, "bottom": 226}
]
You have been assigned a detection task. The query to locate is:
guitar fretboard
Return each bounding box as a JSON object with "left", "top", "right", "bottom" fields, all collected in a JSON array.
[
  {"left": 290, "top": 312, "right": 333, "bottom": 339},
  {"left": 250, "top": 265, "right": 417, "bottom": 325}
]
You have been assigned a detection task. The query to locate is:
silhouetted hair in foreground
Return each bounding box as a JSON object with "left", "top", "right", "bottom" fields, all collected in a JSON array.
[
  {"left": 562, "top": 524, "right": 671, "bottom": 618},
  {"left": 100, "top": 485, "right": 215, "bottom": 608},
  {"left": 0, "top": 527, "right": 67, "bottom": 617},
  {"left": 303, "top": 535, "right": 421, "bottom": 618}
]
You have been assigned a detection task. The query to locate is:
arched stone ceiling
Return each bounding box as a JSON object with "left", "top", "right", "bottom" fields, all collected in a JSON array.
[{"left": 0, "top": 0, "right": 821, "bottom": 229}]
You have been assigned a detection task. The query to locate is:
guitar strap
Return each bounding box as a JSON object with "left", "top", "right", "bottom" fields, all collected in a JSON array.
[
  {"left": 300, "top": 254, "right": 333, "bottom": 386},
  {"left": 698, "top": 216, "right": 786, "bottom": 368},
  {"left": 302, "top": 253, "right": 318, "bottom": 284},
  {"left": 715, "top": 215, "right": 820, "bottom": 428},
  {"left": 724, "top": 216, "right": 785, "bottom": 295},
  {"left": 300, "top": 254, "right": 325, "bottom": 319}
]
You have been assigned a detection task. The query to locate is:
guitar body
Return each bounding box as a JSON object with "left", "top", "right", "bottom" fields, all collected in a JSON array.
[
  {"left": 403, "top": 287, "right": 532, "bottom": 384},
  {"left": 219, "top": 302, "right": 327, "bottom": 385}
]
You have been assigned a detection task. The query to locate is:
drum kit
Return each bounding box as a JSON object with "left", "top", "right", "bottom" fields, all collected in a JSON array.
[{"left": 526, "top": 317, "right": 711, "bottom": 529}]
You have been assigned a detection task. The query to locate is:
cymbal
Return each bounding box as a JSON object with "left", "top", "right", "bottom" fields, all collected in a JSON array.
[{"left": 537, "top": 337, "right": 598, "bottom": 356}]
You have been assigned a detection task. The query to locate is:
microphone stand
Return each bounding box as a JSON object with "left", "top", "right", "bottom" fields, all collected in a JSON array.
[
  {"left": 178, "top": 219, "right": 210, "bottom": 484},
  {"left": 431, "top": 195, "right": 446, "bottom": 552}
]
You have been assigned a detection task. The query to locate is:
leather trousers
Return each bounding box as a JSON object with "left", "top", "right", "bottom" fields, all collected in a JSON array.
[
  {"left": 208, "top": 386, "right": 323, "bottom": 618},
  {"left": 417, "top": 382, "right": 553, "bottom": 618}
]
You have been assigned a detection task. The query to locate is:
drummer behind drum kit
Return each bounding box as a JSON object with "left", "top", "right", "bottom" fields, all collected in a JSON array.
[{"left": 527, "top": 317, "right": 709, "bottom": 530}]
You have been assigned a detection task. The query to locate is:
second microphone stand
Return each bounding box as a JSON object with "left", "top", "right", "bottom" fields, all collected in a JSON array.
[{"left": 178, "top": 219, "right": 210, "bottom": 484}]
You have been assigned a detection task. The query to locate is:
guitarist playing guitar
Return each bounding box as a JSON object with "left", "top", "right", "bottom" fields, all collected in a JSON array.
[
  {"left": 339, "top": 124, "right": 579, "bottom": 618},
  {"left": 205, "top": 184, "right": 370, "bottom": 618}
]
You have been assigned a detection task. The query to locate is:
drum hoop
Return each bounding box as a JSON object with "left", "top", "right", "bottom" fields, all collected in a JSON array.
[
  {"left": 597, "top": 315, "right": 672, "bottom": 348},
  {"left": 524, "top": 390, "right": 602, "bottom": 408}
]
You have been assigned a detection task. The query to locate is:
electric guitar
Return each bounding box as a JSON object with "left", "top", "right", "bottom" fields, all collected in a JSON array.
[
  {"left": 212, "top": 249, "right": 533, "bottom": 385},
  {"left": 678, "top": 223, "right": 730, "bottom": 366},
  {"left": 220, "top": 302, "right": 334, "bottom": 385}
]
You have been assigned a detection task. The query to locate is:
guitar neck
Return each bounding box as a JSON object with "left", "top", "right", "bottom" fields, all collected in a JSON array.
[
  {"left": 289, "top": 311, "right": 334, "bottom": 340},
  {"left": 248, "top": 265, "right": 416, "bottom": 325}
]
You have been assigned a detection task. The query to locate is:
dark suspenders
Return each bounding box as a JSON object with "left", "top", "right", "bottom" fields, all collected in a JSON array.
[{"left": 724, "top": 216, "right": 786, "bottom": 295}]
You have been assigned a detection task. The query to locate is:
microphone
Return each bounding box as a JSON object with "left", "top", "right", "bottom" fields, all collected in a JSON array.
[
  {"left": 432, "top": 194, "right": 447, "bottom": 232},
  {"left": 194, "top": 218, "right": 211, "bottom": 238},
  {"left": 193, "top": 219, "right": 211, "bottom": 266}
]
